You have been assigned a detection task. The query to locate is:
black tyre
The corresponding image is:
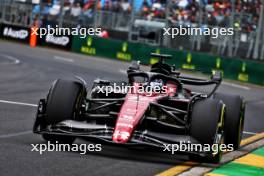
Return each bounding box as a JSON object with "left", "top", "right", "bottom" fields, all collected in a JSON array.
[
  {"left": 189, "top": 99, "right": 225, "bottom": 163},
  {"left": 42, "top": 79, "right": 84, "bottom": 144},
  {"left": 214, "top": 92, "right": 245, "bottom": 150}
]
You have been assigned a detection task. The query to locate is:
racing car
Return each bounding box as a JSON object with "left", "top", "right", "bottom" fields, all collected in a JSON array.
[{"left": 33, "top": 53, "right": 245, "bottom": 163}]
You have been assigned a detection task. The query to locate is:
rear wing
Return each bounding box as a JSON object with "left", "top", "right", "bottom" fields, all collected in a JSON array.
[{"left": 150, "top": 53, "right": 172, "bottom": 63}]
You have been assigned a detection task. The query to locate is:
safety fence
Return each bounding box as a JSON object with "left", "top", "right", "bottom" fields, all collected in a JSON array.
[
  {"left": 0, "top": 22, "right": 263, "bottom": 86},
  {"left": 1, "top": 1, "right": 263, "bottom": 60}
]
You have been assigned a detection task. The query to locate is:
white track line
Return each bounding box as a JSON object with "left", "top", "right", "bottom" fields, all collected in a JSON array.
[
  {"left": 0, "top": 131, "right": 31, "bottom": 139},
  {"left": 222, "top": 82, "right": 250, "bottom": 90},
  {"left": 0, "top": 100, "right": 35, "bottom": 139},
  {"left": 243, "top": 131, "right": 258, "bottom": 135},
  {"left": 0, "top": 100, "right": 37, "bottom": 107},
  {"left": 54, "top": 56, "right": 74, "bottom": 63},
  {"left": 0, "top": 54, "right": 20, "bottom": 65}
]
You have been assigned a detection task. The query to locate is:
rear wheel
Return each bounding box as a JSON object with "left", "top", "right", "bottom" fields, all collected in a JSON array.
[
  {"left": 214, "top": 92, "right": 245, "bottom": 150},
  {"left": 42, "top": 79, "right": 84, "bottom": 144},
  {"left": 189, "top": 99, "right": 225, "bottom": 163}
]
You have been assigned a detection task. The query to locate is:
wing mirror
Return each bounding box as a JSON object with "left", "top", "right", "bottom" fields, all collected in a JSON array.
[
  {"left": 211, "top": 71, "right": 222, "bottom": 83},
  {"left": 128, "top": 61, "right": 140, "bottom": 73}
]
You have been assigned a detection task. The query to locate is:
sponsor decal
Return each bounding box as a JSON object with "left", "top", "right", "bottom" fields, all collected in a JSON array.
[
  {"left": 45, "top": 35, "right": 70, "bottom": 46},
  {"left": 182, "top": 53, "right": 195, "bottom": 69},
  {"left": 116, "top": 42, "right": 132, "bottom": 61},
  {"left": 113, "top": 130, "right": 130, "bottom": 140},
  {"left": 38, "top": 33, "right": 72, "bottom": 50},
  {"left": 238, "top": 62, "right": 249, "bottom": 82},
  {"left": 81, "top": 37, "right": 96, "bottom": 55},
  {"left": 0, "top": 24, "right": 30, "bottom": 42},
  {"left": 3, "top": 27, "right": 28, "bottom": 39},
  {"left": 212, "top": 57, "right": 224, "bottom": 76}
]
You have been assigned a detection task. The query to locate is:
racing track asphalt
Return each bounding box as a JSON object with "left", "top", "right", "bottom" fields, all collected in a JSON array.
[{"left": 0, "top": 40, "right": 263, "bottom": 176}]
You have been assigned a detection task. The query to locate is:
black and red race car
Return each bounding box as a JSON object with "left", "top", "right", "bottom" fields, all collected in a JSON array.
[{"left": 33, "top": 53, "right": 245, "bottom": 163}]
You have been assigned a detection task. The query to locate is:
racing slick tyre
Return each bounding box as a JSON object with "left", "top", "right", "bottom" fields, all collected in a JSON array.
[
  {"left": 214, "top": 92, "right": 245, "bottom": 150},
  {"left": 42, "top": 79, "right": 84, "bottom": 144},
  {"left": 189, "top": 99, "right": 225, "bottom": 163}
]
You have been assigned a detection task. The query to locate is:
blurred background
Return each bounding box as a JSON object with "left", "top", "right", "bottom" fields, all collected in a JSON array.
[
  {"left": 0, "top": 0, "right": 263, "bottom": 60},
  {"left": 0, "top": 2, "right": 264, "bottom": 176}
]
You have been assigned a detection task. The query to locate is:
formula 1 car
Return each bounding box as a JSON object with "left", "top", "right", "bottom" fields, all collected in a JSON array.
[{"left": 33, "top": 53, "right": 245, "bottom": 163}]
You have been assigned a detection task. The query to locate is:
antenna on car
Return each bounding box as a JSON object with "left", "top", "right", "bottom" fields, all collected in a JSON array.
[{"left": 150, "top": 53, "right": 172, "bottom": 64}]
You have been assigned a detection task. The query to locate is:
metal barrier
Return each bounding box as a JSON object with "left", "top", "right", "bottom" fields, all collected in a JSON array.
[
  {"left": 0, "top": 1, "right": 3, "bottom": 23},
  {"left": 0, "top": 0, "right": 263, "bottom": 61},
  {"left": 95, "top": 10, "right": 131, "bottom": 31},
  {"left": 166, "top": 20, "right": 259, "bottom": 60},
  {"left": 1, "top": 1, "right": 33, "bottom": 27}
]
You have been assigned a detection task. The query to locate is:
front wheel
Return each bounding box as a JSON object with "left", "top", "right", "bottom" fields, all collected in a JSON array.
[
  {"left": 42, "top": 79, "right": 85, "bottom": 144},
  {"left": 189, "top": 99, "right": 225, "bottom": 163},
  {"left": 214, "top": 92, "right": 245, "bottom": 150}
]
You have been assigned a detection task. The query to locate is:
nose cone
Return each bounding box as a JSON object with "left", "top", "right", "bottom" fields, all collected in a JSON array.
[
  {"left": 112, "top": 130, "right": 131, "bottom": 143},
  {"left": 112, "top": 87, "right": 164, "bottom": 144}
]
